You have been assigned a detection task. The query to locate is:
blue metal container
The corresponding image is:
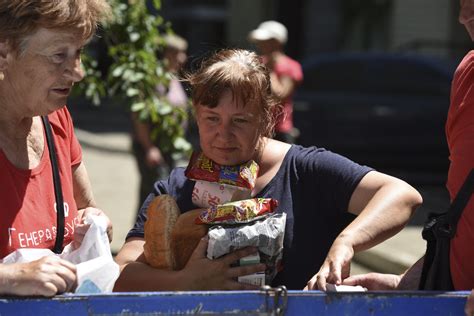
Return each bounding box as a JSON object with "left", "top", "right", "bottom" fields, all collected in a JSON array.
[{"left": 0, "top": 290, "right": 469, "bottom": 315}]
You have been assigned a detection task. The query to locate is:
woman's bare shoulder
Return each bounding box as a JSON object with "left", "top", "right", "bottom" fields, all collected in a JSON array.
[
  {"left": 253, "top": 139, "right": 291, "bottom": 195},
  {"left": 264, "top": 138, "right": 291, "bottom": 160},
  {"left": 258, "top": 138, "right": 291, "bottom": 172}
]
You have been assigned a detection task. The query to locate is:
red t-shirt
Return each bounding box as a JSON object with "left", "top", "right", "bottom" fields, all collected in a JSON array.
[
  {"left": 273, "top": 55, "right": 303, "bottom": 133},
  {"left": 0, "top": 107, "right": 82, "bottom": 258},
  {"left": 447, "top": 51, "right": 474, "bottom": 290}
]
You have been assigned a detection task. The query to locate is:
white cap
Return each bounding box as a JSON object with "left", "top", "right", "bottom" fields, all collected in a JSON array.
[
  {"left": 163, "top": 34, "right": 188, "bottom": 51},
  {"left": 248, "top": 20, "right": 288, "bottom": 44}
]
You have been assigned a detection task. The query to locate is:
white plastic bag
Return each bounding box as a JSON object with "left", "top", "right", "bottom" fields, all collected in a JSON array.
[{"left": 1, "top": 214, "right": 119, "bottom": 294}]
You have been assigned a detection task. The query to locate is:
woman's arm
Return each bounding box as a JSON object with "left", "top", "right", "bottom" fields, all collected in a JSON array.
[
  {"left": 114, "top": 237, "right": 267, "bottom": 291},
  {"left": 130, "top": 112, "right": 164, "bottom": 168},
  {"left": 344, "top": 171, "right": 422, "bottom": 250},
  {"left": 72, "top": 162, "right": 97, "bottom": 209},
  {"left": 306, "top": 171, "right": 422, "bottom": 290},
  {"left": 270, "top": 72, "right": 296, "bottom": 100},
  {"left": 114, "top": 238, "right": 184, "bottom": 291},
  {"left": 72, "top": 162, "right": 113, "bottom": 242}
]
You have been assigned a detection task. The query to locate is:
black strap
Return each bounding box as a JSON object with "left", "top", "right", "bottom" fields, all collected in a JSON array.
[
  {"left": 41, "top": 116, "right": 65, "bottom": 254},
  {"left": 446, "top": 168, "right": 474, "bottom": 236}
]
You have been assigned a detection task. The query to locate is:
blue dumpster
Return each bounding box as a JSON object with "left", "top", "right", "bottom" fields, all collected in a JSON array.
[{"left": 0, "top": 290, "right": 469, "bottom": 315}]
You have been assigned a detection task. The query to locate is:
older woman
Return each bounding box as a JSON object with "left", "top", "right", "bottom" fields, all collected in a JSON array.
[
  {"left": 0, "top": 0, "right": 111, "bottom": 296},
  {"left": 114, "top": 49, "right": 423, "bottom": 291}
]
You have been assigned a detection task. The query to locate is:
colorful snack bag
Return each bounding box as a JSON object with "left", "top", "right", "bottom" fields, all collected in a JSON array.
[
  {"left": 191, "top": 180, "right": 251, "bottom": 208},
  {"left": 185, "top": 151, "right": 259, "bottom": 190},
  {"left": 195, "top": 198, "right": 278, "bottom": 225}
]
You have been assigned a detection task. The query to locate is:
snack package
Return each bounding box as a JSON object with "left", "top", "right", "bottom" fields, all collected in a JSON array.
[
  {"left": 239, "top": 253, "right": 261, "bottom": 266},
  {"left": 195, "top": 198, "right": 278, "bottom": 225},
  {"left": 237, "top": 254, "right": 265, "bottom": 286},
  {"left": 185, "top": 151, "right": 259, "bottom": 190},
  {"left": 207, "top": 213, "right": 287, "bottom": 285},
  {"left": 191, "top": 180, "right": 251, "bottom": 208},
  {"left": 238, "top": 272, "right": 266, "bottom": 287}
]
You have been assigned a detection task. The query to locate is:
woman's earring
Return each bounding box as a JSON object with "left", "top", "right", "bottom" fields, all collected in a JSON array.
[{"left": 0, "top": 71, "right": 4, "bottom": 81}]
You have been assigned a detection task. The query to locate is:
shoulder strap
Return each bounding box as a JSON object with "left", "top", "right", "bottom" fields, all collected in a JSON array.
[
  {"left": 446, "top": 168, "right": 474, "bottom": 236},
  {"left": 41, "top": 115, "right": 65, "bottom": 254}
]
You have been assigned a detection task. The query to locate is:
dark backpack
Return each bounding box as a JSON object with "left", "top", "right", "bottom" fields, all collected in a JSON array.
[{"left": 418, "top": 169, "right": 474, "bottom": 290}]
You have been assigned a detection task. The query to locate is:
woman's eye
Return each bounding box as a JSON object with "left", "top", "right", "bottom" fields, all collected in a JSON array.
[
  {"left": 51, "top": 53, "right": 67, "bottom": 63},
  {"left": 205, "top": 116, "right": 219, "bottom": 122},
  {"left": 233, "top": 117, "right": 249, "bottom": 124}
]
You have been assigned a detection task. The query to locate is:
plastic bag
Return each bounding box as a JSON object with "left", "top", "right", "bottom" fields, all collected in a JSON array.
[
  {"left": 1, "top": 214, "right": 119, "bottom": 294},
  {"left": 207, "top": 213, "right": 286, "bottom": 285}
]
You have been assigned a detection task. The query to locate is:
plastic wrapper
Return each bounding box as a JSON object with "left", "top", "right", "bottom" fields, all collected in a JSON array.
[
  {"left": 1, "top": 215, "right": 119, "bottom": 293},
  {"left": 238, "top": 272, "right": 266, "bottom": 286},
  {"left": 207, "top": 213, "right": 286, "bottom": 284},
  {"left": 191, "top": 180, "right": 251, "bottom": 209},
  {"left": 185, "top": 151, "right": 259, "bottom": 190},
  {"left": 195, "top": 198, "right": 278, "bottom": 225}
]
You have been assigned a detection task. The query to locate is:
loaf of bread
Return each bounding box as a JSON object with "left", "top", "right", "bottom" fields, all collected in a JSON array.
[
  {"left": 170, "top": 209, "right": 209, "bottom": 270},
  {"left": 143, "top": 195, "right": 181, "bottom": 270}
]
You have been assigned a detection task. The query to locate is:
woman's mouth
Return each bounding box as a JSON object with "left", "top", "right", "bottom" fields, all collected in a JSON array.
[
  {"left": 215, "top": 147, "right": 238, "bottom": 154},
  {"left": 52, "top": 87, "right": 71, "bottom": 96}
]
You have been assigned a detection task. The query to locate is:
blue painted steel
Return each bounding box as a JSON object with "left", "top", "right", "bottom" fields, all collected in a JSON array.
[{"left": 0, "top": 291, "right": 469, "bottom": 315}]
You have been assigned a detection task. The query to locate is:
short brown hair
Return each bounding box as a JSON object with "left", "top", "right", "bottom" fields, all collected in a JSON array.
[
  {"left": 0, "top": 0, "right": 111, "bottom": 52},
  {"left": 185, "top": 49, "right": 281, "bottom": 138}
]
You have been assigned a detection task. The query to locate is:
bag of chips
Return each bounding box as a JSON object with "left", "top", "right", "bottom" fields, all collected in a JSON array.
[
  {"left": 185, "top": 151, "right": 259, "bottom": 190},
  {"left": 195, "top": 198, "right": 278, "bottom": 225}
]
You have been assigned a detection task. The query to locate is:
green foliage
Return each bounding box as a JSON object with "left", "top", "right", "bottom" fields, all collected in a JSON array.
[{"left": 76, "top": 0, "right": 191, "bottom": 156}]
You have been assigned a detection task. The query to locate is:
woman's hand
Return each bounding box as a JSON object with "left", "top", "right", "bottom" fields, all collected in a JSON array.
[
  {"left": 180, "top": 237, "right": 266, "bottom": 290},
  {"left": 74, "top": 207, "right": 113, "bottom": 246},
  {"left": 304, "top": 238, "right": 353, "bottom": 290},
  {"left": 145, "top": 146, "right": 164, "bottom": 168},
  {"left": 0, "top": 256, "right": 77, "bottom": 297},
  {"left": 342, "top": 273, "right": 401, "bottom": 290}
]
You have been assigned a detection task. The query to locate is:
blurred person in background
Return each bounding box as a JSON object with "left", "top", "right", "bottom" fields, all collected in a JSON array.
[
  {"left": 343, "top": 0, "right": 474, "bottom": 313},
  {"left": 131, "top": 33, "right": 189, "bottom": 209},
  {"left": 0, "top": 0, "right": 112, "bottom": 296},
  {"left": 248, "top": 20, "right": 303, "bottom": 144}
]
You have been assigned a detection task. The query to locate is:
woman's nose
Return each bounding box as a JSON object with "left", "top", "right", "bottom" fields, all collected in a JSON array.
[
  {"left": 216, "top": 120, "right": 233, "bottom": 138},
  {"left": 64, "top": 57, "right": 85, "bottom": 83}
]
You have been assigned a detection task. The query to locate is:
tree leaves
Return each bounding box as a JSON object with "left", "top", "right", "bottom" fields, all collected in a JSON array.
[{"left": 75, "top": 0, "right": 191, "bottom": 157}]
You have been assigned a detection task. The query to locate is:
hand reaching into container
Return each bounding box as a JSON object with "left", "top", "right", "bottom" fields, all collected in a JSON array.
[
  {"left": 342, "top": 256, "right": 425, "bottom": 291},
  {"left": 304, "top": 238, "right": 353, "bottom": 290},
  {"left": 343, "top": 273, "right": 402, "bottom": 290}
]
